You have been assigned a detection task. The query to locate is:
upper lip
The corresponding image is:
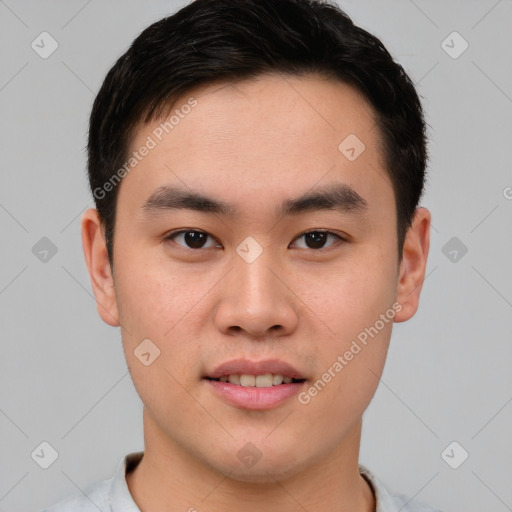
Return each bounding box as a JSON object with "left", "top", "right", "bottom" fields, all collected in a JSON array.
[{"left": 205, "top": 358, "right": 306, "bottom": 380}]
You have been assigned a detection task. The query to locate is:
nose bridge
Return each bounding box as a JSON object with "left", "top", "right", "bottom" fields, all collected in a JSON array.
[{"left": 232, "top": 243, "right": 281, "bottom": 310}]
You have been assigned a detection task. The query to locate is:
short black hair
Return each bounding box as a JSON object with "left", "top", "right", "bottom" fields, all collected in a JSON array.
[{"left": 87, "top": 0, "right": 428, "bottom": 269}]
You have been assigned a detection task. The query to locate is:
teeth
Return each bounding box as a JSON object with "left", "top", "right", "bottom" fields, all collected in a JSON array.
[
  {"left": 255, "top": 374, "right": 273, "bottom": 387},
  {"left": 240, "top": 374, "right": 256, "bottom": 387},
  {"left": 215, "top": 373, "right": 300, "bottom": 387},
  {"left": 228, "top": 374, "right": 240, "bottom": 385},
  {"left": 272, "top": 374, "right": 283, "bottom": 385}
]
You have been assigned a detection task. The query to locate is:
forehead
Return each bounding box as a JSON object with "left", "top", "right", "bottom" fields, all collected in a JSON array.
[{"left": 120, "top": 73, "right": 394, "bottom": 220}]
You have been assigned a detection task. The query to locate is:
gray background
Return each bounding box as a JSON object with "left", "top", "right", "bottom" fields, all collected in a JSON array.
[{"left": 1, "top": 1, "right": 511, "bottom": 511}]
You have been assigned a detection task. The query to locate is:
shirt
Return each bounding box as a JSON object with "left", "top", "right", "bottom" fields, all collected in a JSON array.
[{"left": 38, "top": 452, "right": 443, "bottom": 512}]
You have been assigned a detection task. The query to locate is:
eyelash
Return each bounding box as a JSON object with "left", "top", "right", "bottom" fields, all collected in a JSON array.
[{"left": 163, "top": 229, "right": 346, "bottom": 251}]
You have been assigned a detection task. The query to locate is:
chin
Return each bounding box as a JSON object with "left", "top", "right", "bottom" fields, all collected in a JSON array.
[{"left": 209, "top": 450, "right": 310, "bottom": 484}]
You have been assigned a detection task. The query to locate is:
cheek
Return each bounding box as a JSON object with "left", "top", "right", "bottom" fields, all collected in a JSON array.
[
  {"left": 291, "top": 247, "right": 396, "bottom": 412},
  {"left": 297, "top": 323, "right": 391, "bottom": 433},
  {"left": 113, "top": 258, "right": 208, "bottom": 398},
  {"left": 291, "top": 249, "right": 397, "bottom": 340},
  {"left": 114, "top": 247, "right": 209, "bottom": 336},
  {"left": 119, "top": 300, "right": 204, "bottom": 423}
]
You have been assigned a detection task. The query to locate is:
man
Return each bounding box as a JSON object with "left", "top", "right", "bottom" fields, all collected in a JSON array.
[{"left": 41, "top": 0, "right": 442, "bottom": 510}]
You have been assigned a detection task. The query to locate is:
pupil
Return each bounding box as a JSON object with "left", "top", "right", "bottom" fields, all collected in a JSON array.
[
  {"left": 306, "top": 232, "right": 327, "bottom": 249},
  {"left": 185, "top": 231, "right": 206, "bottom": 248}
]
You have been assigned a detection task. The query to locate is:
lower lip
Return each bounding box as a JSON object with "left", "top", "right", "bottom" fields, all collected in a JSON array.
[{"left": 205, "top": 379, "right": 306, "bottom": 410}]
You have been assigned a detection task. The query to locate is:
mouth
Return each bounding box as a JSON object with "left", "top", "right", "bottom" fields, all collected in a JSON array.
[
  {"left": 204, "top": 374, "right": 306, "bottom": 387},
  {"left": 203, "top": 358, "right": 308, "bottom": 410}
]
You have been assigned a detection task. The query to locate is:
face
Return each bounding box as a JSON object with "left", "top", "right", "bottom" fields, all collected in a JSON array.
[{"left": 83, "top": 73, "right": 430, "bottom": 483}]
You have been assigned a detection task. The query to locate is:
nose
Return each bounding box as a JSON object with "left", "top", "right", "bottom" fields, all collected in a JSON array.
[{"left": 213, "top": 249, "right": 299, "bottom": 338}]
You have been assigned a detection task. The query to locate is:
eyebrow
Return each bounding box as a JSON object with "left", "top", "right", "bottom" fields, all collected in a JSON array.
[{"left": 141, "top": 182, "right": 368, "bottom": 219}]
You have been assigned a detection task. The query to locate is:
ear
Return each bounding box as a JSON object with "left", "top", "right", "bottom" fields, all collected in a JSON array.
[
  {"left": 394, "top": 207, "right": 431, "bottom": 323},
  {"left": 81, "top": 208, "right": 120, "bottom": 327}
]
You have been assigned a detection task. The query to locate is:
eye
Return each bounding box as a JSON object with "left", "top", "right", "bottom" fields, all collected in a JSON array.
[
  {"left": 165, "top": 230, "right": 221, "bottom": 250},
  {"left": 291, "top": 230, "right": 344, "bottom": 250},
  {"left": 164, "top": 229, "right": 344, "bottom": 251}
]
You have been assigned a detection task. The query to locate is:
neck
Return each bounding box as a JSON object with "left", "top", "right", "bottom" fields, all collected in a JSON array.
[{"left": 126, "top": 408, "right": 375, "bottom": 512}]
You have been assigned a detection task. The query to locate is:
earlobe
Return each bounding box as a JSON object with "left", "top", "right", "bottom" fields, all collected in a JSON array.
[
  {"left": 394, "top": 207, "right": 431, "bottom": 323},
  {"left": 81, "top": 208, "right": 120, "bottom": 327}
]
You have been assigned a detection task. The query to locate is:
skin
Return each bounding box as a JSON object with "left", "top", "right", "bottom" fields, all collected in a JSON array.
[{"left": 82, "top": 73, "right": 431, "bottom": 512}]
